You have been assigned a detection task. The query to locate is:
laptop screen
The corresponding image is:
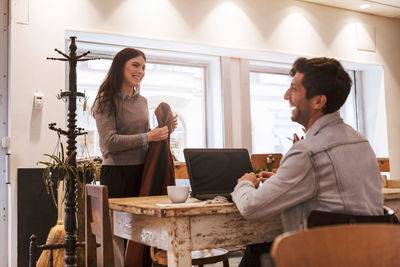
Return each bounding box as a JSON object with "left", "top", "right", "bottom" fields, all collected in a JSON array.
[{"left": 183, "top": 148, "right": 253, "bottom": 197}]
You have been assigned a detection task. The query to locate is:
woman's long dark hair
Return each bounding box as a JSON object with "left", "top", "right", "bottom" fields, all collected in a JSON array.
[{"left": 92, "top": 48, "right": 146, "bottom": 117}]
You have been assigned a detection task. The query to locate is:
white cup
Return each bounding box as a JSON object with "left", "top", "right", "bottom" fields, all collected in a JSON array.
[{"left": 167, "top": 186, "right": 190, "bottom": 203}]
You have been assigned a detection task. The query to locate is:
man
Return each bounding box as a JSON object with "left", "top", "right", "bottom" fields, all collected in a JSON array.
[{"left": 232, "top": 57, "right": 383, "bottom": 266}]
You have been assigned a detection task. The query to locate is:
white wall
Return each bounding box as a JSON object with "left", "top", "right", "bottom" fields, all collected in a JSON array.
[{"left": 8, "top": 0, "right": 400, "bottom": 265}]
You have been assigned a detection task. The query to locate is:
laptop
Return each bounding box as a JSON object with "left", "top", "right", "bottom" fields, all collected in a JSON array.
[{"left": 183, "top": 148, "right": 253, "bottom": 201}]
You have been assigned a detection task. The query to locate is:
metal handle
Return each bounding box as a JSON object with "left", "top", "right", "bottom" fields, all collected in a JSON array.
[{"left": 5, "top": 153, "right": 10, "bottom": 184}]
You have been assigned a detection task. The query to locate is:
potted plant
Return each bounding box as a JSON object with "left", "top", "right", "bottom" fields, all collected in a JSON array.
[
  {"left": 76, "top": 158, "right": 101, "bottom": 185},
  {"left": 37, "top": 143, "right": 78, "bottom": 205}
]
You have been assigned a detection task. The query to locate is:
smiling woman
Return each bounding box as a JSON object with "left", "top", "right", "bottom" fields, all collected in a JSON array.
[
  {"left": 122, "top": 56, "right": 146, "bottom": 96},
  {"left": 91, "top": 47, "right": 173, "bottom": 197},
  {"left": 76, "top": 56, "right": 210, "bottom": 162},
  {"left": 91, "top": 48, "right": 177, "bottom": 265}
]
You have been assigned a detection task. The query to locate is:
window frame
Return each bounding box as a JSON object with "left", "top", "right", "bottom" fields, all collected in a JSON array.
[
  {"left": 71, "top": 35, "right": 224, "bottom": 159},
  {"left": 248, "top": 60, "right": 299, "bottom": 154},
  {"left": 247, "top": 60, "right": 367, "bottom": 154},
  {"left": 67, "top": 30, "right": 388, "bottom": 158}
]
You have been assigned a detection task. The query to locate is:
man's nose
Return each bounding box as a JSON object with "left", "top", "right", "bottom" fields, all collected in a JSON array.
[{"left": 284, "top": 88, "right": 290, "bottom": 100}]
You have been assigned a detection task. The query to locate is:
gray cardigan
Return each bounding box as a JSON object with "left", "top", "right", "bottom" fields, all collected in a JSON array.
[
  {"left": 93, "top": 92, "right": 149, "bottom": 165},
  {"left": 232, "top": 112, "right": 383, "bottom": 232}
]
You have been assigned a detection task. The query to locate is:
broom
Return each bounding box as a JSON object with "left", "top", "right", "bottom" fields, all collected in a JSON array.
[{"left": 37, "top": 181, "right": 66, "bottom": 267}]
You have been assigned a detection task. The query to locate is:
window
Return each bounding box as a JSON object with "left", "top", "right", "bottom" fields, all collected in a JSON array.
[
  {"left": 70, "top": 32, "right": 387, "bottom": 163},
  {"left": 142, "top": 62, "right": 207, "bottom": 161},
  {"left": 249, "top": 67, "right": 362, "bottom": 155},
  {"left": 339, "top": 70, "right": 364, "bottom": 134},
  {"left": 249, "top": 71, "right": 303, "bottom": 154},
  {"left": 75, "top": 49, "right": 221, "bottom": 162},
  {"left": 76, "top": 59, "right": 110, "bottom": 159}
]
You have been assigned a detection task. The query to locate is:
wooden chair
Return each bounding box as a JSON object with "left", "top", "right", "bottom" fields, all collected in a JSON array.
[
  {"left": 85, "top": 184, "right": 115, "bottom": 267},
  {"left": 377, "top": 157, "right": 390, "bottom": 172},
  {"left": 378, "top": 158, "right": 400, "bottom": 188},
  {"left": 307, "top": 206, "right": 399, "bottom": 228},
  {"left": 174, "top": 161, "right": 189, "bottom": 179},
  {"left": 251, "top": 153, "right": 283, "bottom": 172},
  {"left": 151, "top": 247, "right": 230, "bottom": 267},
  {"left": 270, "top": 223, "right": 400, "bottom": 267}
]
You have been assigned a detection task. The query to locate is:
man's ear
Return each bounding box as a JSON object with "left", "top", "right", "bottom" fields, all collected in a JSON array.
[{"left": 312, "top": 95, "right": 327, "bottom": 110}]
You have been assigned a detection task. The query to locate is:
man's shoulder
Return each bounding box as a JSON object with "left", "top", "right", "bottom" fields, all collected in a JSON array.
[{"left": 307, "top": 122, "right": 367, "bottom": 149}]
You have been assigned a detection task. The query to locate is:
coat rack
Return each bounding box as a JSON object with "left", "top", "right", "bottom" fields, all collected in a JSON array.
[{"left": 29, "top": 36, "right": 98, "bottom": 267}]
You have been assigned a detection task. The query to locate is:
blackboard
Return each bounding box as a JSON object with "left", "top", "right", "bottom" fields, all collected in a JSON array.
[{"left": 17, "top": 168, "right": 58, "bottom": 267}]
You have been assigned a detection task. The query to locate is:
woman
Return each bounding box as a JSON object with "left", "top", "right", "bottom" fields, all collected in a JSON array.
[
  {"left": 92, "top": 48, "right": 177, "bottom": 266},
  {"left": 92, "top": 47, "right": 174, "bottom": 198}
]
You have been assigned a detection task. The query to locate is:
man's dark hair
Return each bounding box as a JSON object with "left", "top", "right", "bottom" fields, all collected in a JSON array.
[{"left": 289, "top": 57, "right": 352, "bottom": 114}]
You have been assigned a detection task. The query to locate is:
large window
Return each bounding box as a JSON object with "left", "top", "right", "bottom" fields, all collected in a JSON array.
[
  {"left": 70, "top": 32, "right": 386, "bottom": 164},
  {"left": 339, "top": 70, "right": 364, "bottom": 134},
  {"left": 76, "top": 52, "right": 215, "bottom": 162},
  {"left": 143, "top": 62, "right": 206, "bottom": 161},
  {"left": 249, "top": 72, "right": 303, "bottom": 154},
  {"left": 249, "top": 68, "right": 361, "bottom": 155}
]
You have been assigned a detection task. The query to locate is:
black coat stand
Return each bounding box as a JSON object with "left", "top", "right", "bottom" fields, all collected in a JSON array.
[{"left": 29, "top": 36, "right": 98, "bottom": 267}]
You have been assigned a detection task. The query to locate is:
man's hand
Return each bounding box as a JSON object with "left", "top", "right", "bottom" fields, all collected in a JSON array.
[
  {"left": 237, "top": 173, "right": 260, "bottom": 188},
  {"left": 258, "top": 171, "right": 274, "bottom": 183}
]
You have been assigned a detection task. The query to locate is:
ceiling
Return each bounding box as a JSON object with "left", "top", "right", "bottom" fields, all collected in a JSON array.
[{"left": 298, "top": 0, "right": 400, "bottom": 18}]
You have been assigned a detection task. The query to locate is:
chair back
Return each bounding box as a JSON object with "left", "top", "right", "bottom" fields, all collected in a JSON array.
[
  {"left": 271, "top": 223, "right": 400, "bottom": 267},
  {"left": 174, "top": 162, "right": 189, "bottom": 179},
  {"left": 307, "top": 206, "right": 398, "bottom": 228},
  {"left": 377, "top": 158, "right": 390, "bottom": 172},
  {"left": 85, "top": 185, "right": 115, "bottom": 267}
]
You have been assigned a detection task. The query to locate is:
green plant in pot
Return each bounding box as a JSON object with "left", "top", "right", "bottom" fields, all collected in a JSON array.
[
  {"left": 37, "top": 143, "right": 78, "bottom": 205},
  {"left": 253, "top": 167, "right": 266, "bottom": 174},
  {"left": 76, "top": 159, "right": 100, "bottom": 185}
]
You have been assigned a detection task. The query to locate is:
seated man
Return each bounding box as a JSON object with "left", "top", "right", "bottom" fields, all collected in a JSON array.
[{"left": 232, "top": 57, "right": 383, "bottom": 267}]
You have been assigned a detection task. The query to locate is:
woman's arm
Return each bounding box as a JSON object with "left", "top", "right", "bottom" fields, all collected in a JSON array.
[{"left": 94, "top": 109, "right": 145, "bottom": 153}]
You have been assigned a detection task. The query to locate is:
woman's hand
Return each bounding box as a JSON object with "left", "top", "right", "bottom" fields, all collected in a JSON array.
[
  {"left": 147, "top": 126, "right": 169, "bottom": 142},
  {"left": 171, "top": 114, "right": 178, "bottom": 133}
]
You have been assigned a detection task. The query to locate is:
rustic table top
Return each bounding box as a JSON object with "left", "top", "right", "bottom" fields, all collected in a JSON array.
[
  {"left": 109, "top": 195, "right": 238, "bottom": 217},
  {"left": 109, "top": 187, "right": 400, "bottom": 217},
  {"left": 382, "top": 187, "right": 400, "bottom": 200}
]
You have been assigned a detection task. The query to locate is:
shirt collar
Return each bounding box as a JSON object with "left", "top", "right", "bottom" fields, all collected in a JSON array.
[
  {"left": 119, "top": 88, "right": 139, "bottom": 100},
  {"left": 306, "top": 112, "right": 343, "bottom": 138}
]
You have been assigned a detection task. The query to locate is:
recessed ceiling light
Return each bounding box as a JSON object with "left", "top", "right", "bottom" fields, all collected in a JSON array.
[{"left": 360, "top": 3, "right": 371, "bottom": 9}]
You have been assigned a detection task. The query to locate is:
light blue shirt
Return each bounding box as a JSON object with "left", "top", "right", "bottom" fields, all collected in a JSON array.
[{"left": 232, "top": 112, "right": 383, "bottom": 232}]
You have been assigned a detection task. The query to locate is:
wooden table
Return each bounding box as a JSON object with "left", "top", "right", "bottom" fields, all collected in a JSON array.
[
  {"left": 383, "top": 187, "right": 400, "bottom": 218},
  {"left": 109, "top": 195, "right": 283, "bottom": 267}
]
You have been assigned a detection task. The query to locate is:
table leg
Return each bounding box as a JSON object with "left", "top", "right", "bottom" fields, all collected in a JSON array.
[
  {"left": 167, "top": 217, "right": 192, "bottom": 267},
  {"left": 113, "top": 236, "right": 124, "bottom": 267}
]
